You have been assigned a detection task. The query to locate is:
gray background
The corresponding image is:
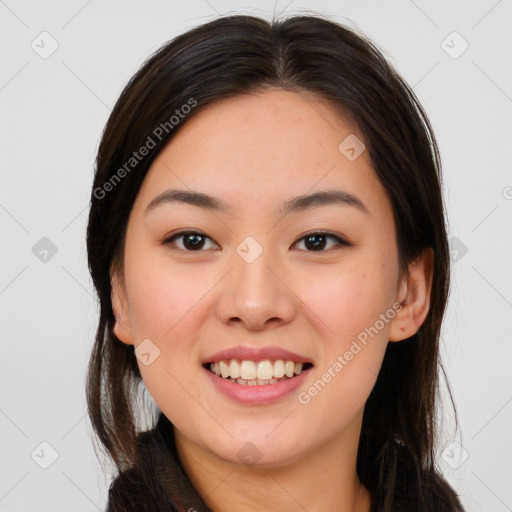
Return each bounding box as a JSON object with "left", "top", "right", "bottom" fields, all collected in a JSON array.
[{"left": 1, "top": 0, "right": 511, "bottom": 510}]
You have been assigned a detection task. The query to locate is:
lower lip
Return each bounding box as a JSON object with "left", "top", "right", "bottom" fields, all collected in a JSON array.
[{"left": 203, "top": 365, "right": 312, "bottom": 405}]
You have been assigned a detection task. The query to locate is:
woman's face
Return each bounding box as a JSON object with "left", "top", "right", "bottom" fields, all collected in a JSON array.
[{"left": 112, "top": 89, "right": 409, "bottom": 467}]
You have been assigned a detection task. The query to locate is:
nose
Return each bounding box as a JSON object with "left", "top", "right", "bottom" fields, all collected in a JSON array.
[{"left": 216, "top": 245, "right": 298, "bottom": 331}]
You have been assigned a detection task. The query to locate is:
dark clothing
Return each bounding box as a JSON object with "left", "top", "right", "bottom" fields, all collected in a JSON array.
[
  {"left": 106, "top": 412, "right": 463, "bottom": 512},
  {"left": 106, "top": 412, "right": 210, "bottom": 512}
]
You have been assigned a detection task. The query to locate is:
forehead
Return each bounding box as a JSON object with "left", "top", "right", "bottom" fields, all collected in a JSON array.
[{"left": 133, "top": 90, "right": 391, "bottom": 220}]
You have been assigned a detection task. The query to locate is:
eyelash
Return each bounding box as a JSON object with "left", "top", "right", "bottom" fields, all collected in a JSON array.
[{"left": 161, "top": 229, "right": 351, "bottom": 253}]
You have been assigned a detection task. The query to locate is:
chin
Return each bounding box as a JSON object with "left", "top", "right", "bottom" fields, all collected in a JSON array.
[{"left": 202, "top": 431, "right": 308, "bottom": 469}]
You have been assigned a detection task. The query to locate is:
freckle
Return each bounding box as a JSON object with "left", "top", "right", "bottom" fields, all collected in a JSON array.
[{"left": 401, "top": 327, "right": 405, "bottom": 332}]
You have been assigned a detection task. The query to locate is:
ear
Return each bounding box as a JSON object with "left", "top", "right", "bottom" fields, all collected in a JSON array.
[
  {"left": 110, "top": 264, "right": 135, "bottom": 346},
  {"left": 389, "top": 248, "right": 434, "bottom": 342}
]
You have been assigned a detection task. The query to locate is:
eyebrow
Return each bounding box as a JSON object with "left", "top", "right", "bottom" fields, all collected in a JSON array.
[{"left": 144, "top": 188, "right": 370, "bottom": 217}]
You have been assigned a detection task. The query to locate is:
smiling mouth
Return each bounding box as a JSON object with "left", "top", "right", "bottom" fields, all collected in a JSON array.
[{"left": 203, "top": 359, "right": 314, "bottom": 385}]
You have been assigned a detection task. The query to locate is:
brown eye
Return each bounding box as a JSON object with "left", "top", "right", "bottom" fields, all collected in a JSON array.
[
  {"left": 162, "top": 230, "right": 350, "bottom": 253},
  {"left": 293, "top": 231, "right": 350, "bottom": 252},
  {"left": 163, "top": 230, "right": 219, "bottom": 251}
]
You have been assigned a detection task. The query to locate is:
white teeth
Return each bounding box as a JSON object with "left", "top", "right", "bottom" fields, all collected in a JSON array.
[
  {"left": 273, "top": 359, "right": 285, "bottom": 378},
  {"left": 208, "top": 358, "right": 309, "bottom": 383},
  {"left": 232, "top": 376, "right": 289, "bottom": 386},
  {"left": 229, "top": 359, "right": 241, "bottom": 379},
  {"left": 285, "top": 360, "right": 295, "bottom": 378},
  {"left": 219, "top": 360, "right": 230, "bottom": 378},
  {"left": 256, "top": 360, "right": 273, "bottom": 380},
  {"left": 240, "top": 360, "right": 257, "bottom": 380}
]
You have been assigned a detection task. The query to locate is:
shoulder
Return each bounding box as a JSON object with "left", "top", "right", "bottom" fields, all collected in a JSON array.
[{"left": 105, "top": 429, "right": 178, "bottom": 512}]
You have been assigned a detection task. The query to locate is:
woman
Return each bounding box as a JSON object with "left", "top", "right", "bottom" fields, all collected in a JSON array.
[{"left": 86, "top": 13, "right": 465, "bottom": 512}]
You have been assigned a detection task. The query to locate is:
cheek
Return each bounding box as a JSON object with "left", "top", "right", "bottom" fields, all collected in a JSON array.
[
  {"left": 302, "top": 254, "right": 396, "bottom": 345},
  {"left": 124, "top": 250, "right": 210, "bottom": 340},
  {"left": 127, "top": 270, "right": 203, "bottom": 426},
  {"left": 295, "top": 263, "right": 394, "bottom": 434},
  {"left": 122, "top": 253, "right": 203, "bottom": 393}
]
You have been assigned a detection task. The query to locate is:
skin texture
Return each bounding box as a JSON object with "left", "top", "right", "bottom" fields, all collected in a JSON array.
[{"left": 111, "top": 89, "right": 434, "bottom": 512}]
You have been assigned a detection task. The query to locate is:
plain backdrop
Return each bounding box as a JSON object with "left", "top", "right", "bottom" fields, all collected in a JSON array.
[{"left": 1, "top": 0, "right": 511, "bottom": 510}]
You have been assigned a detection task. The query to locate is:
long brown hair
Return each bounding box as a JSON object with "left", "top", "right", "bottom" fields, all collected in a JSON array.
[{"left": 86, "top": 13, "right": 464, "bottom": 511}]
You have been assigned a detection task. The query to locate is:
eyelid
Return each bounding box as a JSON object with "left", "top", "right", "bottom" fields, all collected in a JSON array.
[
  {"left": 162, "top": 229, "right": 351, "bottom": 252},
  {"left": 162, "top": 229, "right": 220, "bottom": 250},
  {"left": 292, "top": 230, "right": 351, "bottom": 250}
]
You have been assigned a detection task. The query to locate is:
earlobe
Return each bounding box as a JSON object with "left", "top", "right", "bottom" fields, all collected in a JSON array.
[
  {"left": 388, "top": 248, "right": 434, "bottom": 342},
  {"left": 110, "top": 266, "right": 135, "bottom": 346}
]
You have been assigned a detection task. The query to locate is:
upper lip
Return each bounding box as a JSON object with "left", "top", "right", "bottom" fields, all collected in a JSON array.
[{"left": 202, "top": 346, "right": 313, "bottom": 365}]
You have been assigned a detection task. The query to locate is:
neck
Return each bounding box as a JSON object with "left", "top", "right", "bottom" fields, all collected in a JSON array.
[{"left": 173, "top": 413, "right": 372, "bottom": 512}]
